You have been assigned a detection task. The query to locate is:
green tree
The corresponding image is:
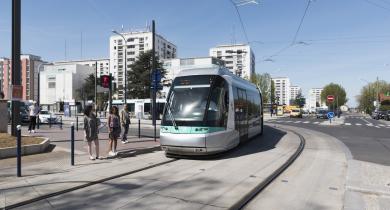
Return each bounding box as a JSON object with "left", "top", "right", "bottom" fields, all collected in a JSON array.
[
  {"left": 127, "top": 50, "right": 165, "bottom": 99},
  {"left": 271, "top": 80, "right": 275, "bottom": 104},
  {"left": 76, "top": 74, "right": 95, "bottom": 102},
  {"left": 358, "top": 80, "right": 390, "bottom": 113},
  {"left": 250, "top": 73, "right": 272, "bottom": 103},
  {"left": 292, "top": 92, "right": 306, "bottom": 108},
  {"left": 76, "top": 74, "right": 110, "bottom": 110},
  {"left": 320, "top": 83, "right": 347, "bottom": 108}
]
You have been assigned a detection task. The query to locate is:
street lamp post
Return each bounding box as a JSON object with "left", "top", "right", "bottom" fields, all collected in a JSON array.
[{"left": 112, "top": 30, "right": 127, "bottom": 104}]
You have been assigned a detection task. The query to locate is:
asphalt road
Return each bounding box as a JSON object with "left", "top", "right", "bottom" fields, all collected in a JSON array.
[{"left": 267, "top": 113, "right": 390, "bottom": 166}]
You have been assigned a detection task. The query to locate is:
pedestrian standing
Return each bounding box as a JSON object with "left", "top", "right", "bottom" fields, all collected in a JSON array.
[
  {"left": 83, "top": 105, "right": 100, "bottom": 160},
  {"left": 28, "top": 101, "right": 39, "bottom": 133},
  {"left": 107, "top": 106, "right": 121, "bottom": 157},
  {"left": 120, "top": 104, "right": 130, "bottom": 144}
]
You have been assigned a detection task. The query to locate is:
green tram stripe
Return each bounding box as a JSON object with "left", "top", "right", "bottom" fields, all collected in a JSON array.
[{"left": 160, "top": 126, "right": 225, "bottom": 134}]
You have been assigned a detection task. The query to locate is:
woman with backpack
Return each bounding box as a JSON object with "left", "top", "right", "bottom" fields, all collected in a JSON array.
[
  {"left": 83, "top": 105, "right": 100, "bottom": 160},
  {"left": 108, "top": 106, "right": 121, "bottom": 157}
]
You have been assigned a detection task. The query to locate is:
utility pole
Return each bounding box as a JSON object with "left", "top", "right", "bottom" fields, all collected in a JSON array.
[
  {"left": 11, "top": 0, "right": 21, "bottom": 136},
  {"left": 151, "top": 20, "right": 157, "bottom": 141},
  {"left": 376, "top": 76, "right": 379, "bottom": 110},
  {"left": 95, "top": 61, "right": 97, "bottom": 111}
]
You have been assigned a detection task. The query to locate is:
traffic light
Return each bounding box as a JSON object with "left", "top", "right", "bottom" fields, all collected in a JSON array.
[{"left": 100, "top": 75, "right": 110, "bottom": 88}]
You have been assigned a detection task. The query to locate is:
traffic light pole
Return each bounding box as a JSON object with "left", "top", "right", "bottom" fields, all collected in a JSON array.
[
  {"left": 109, "top": 73, "right": 113, "bottom": 113},
  {"left": 152, "top": 20, "right": 157, "bottom": 141},
  {"left": 11, "top": 0, "right": 21, "bottom": 136}
]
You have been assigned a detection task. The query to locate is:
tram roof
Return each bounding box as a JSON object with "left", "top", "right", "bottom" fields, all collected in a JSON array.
[{"left": 177, "top": 67, "right": 258, "bottom": 91}]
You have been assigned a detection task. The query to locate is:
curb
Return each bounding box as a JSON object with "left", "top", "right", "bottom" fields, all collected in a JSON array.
[
  {"left": 228, "top": 127, "right": 306, "bottom": 210},
  {"left": 0, "top": 137, "right": 50, "bottom": 159}
]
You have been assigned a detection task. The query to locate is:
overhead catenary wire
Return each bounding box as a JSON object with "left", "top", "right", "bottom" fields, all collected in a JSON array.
[
  {"left": 229, "top": 0, "right": 250, "bottom": 44},
  {"left": 363, "top": 0, "right": 390, "bottom": 12},
  {"left": 263, "top": 0, "right": 313, "bottom": 60}
]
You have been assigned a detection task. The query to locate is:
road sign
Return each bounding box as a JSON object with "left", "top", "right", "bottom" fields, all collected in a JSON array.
[
  {"left": 327, "top": 112, "right": 334, "bottom": 119},
  {"left": 327, "top": 95, "right": 335, "bottom": 103}
]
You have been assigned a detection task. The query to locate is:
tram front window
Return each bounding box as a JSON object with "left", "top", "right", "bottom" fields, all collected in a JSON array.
[
  {"left": 162, "top": 75, "right": 228, "bottom": 128},
  {"left": 166, "top": 85, "right": 210, "bottom": 124}
]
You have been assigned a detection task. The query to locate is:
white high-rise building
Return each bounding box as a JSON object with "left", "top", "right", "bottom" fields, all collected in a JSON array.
[
  {"left": 110, "top": 29, "right": 177, "bottom": 99},
  {"left": 54, "top": 59, "right": 110, "bottom": 78},
  {"left": 290, "top": 85, "right": 302, "bottom": 100},
  {"left": 209, "top": 44, "right": 255, "bottom": 80},
  {"left": 308, "top": 88, "right": 324, "bottom": 110},
  {"left": 272, "top": 77, "right": 291, "bottom": 105}
]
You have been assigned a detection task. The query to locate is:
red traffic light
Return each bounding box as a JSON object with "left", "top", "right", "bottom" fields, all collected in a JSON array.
[{"left": 101, "top": 75, "right": 110, "bottom": 88}]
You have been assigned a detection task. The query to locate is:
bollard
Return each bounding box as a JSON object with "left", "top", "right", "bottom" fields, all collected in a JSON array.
[
  {"left": 138, "top": 119, "right": 141, "bottom": 138},
  {"left": 60, "top": 116, "right": 63, "bottom": 130},
  {"left": 76, "top": 116, "right": 79, "bottom": 131},
  {"left": 71, "top": 122, "right": 75, "bottom": 166},
  {"left": 16, "top": 125, "right": 22, "bottom": 177}
]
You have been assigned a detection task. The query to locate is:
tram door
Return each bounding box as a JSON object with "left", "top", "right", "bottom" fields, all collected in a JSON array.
[{"left": 236, "top": 88, "right": 248, "bottom": 142}]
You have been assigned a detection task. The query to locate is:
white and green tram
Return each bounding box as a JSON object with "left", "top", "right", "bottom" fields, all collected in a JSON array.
[{"left": 160, "top": 67, "right": 263, "bottom": 156}]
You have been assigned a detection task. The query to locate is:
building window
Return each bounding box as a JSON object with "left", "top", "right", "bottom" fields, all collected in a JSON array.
[
  {"left": 127, "top": 38, "right": 134, "bottom": 42},
  {"left": 128, "top": 45, "right": 135, "bottom": 49},
  {"left": 48, "top": 82, "right": 55, "bottom": 88}
]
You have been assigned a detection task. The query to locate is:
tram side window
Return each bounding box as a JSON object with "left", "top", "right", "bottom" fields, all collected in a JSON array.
[{"left": 206, "top": 78, "right": 228, "bottom": 128}]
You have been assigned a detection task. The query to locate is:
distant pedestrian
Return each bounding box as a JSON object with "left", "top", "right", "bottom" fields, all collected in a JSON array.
[
  {"left": 28, "top": 101, "right": 40, "bottom": 133},
  {"left": 83, "top": 105, "right": 100, "bottom": 160},
  {"left": 270, "top": 107, "right": 273, "bottom": 117},
  {"left": 120, "top": 104, "right": 130, "bottom": 144},
  {"left": 107, "top": 106, "right": 121, "bottom": 157}
]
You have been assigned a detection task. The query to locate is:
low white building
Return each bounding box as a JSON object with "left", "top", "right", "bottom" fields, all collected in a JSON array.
[
  {"left": 54, "top": 59, "right": 109, "bottom": 78},
  {"left": 39, "top": 64, "right": 93, "bottom": 105}
]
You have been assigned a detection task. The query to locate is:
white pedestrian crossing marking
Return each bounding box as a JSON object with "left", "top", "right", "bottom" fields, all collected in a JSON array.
[
  {"left": 378, "top": 124, "right": 385, "bottom": 127},
  {"left": 356, "top": 123, "right": 362, "bottom": 126},
  {"left": 294, "top": 121, "right": 301, "bottom": 123},
  {"left": 344, "top": 123, "right": 351, "bottom": 126},
  {"left": 303, "top": 121, "right": 310, "bottom": 124},
  {"left": 313, "top": 122, "right": 319, "bottom": 124},
  {"left": 367, "top": 124, "right": 373, "bottom": 126}
]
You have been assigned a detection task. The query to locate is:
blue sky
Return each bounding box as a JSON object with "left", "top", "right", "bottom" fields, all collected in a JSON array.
[{"left": 1, "top": 0, "right": 390, "bottom": 106}]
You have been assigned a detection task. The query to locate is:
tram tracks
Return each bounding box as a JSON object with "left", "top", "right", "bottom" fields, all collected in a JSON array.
[
  {"left": 231, "top": 128, "right": 306, "bottom": 210},
  {"left": 5, "top": 127, "right": 306, "bottom": 210},
  {"left": 4, "top": 159, "right": 178, "bottom": 210}
]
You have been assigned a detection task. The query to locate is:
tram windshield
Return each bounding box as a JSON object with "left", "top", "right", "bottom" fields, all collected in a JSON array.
[{"left": 162, "top": 75, "right": 228, "bottom": 127}]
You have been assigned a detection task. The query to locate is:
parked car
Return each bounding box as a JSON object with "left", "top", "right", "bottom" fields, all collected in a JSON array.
[
  {"left": 316, "top": 110, "right": 328, "bottom": 119},
  {"left": 38, "top": 110, "right": 58, "bottom": 123},
  {"left": 290, "top": 108, "right": 302, "bottom": 118},
  {"left": 385, "top": 110, "right": 390, "bottom": 121},
  {"left": 378, "top": 110, "right": 387, "bottom": 120},
  {"left": 302, "top": 110, "right": 310, "bottom": 118},
  {"left": 7, "top": 102, "right": 30, "bottom": 123}
]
